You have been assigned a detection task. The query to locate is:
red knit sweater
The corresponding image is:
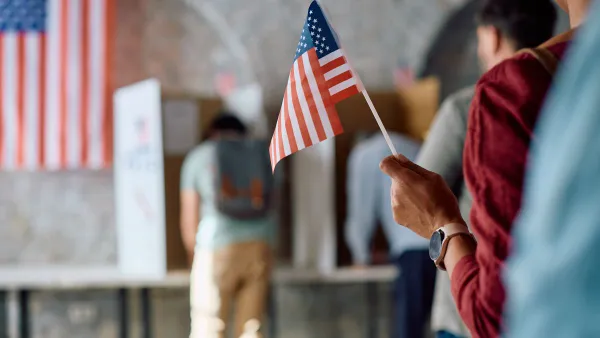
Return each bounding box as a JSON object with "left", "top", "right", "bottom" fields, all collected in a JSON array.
[{"left": 452, "top": 42, "right": 569, "bottom": 338}]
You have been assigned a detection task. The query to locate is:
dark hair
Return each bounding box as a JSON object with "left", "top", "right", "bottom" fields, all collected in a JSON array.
[
  {"left": 476, "top": 0, "right": 557, "bottom": 50},
  {"left": 207, "top": 112, "right": 247, "bottom": 138}
]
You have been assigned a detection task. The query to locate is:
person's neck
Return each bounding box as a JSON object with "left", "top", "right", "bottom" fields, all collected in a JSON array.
[
  {"left": 567, "top": 0, "right": 589, "bottom": 28},
  {"left": 539, "top": 0, "right": 589, "bottom": 48}
]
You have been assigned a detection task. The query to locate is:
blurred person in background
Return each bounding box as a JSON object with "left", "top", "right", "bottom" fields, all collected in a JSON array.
[
  {"left": 505, "top": 1, "right": 600, "bottom": 336},
  {"left": 379, "top": 0, "right": 589, "bottom": 336},
  {"left": 180, "top": 113, "right": 276, "bottom": 338},
  {"left": 417, "top": 1, "right": 556, "bottom": 337},
  {"left": 344, "top": 132, "right": 431, "bottom": 338}
]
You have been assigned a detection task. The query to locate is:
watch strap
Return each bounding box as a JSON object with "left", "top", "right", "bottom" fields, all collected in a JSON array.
[{"left": 435, "top": 223, "right": 473, "bottom": 271}]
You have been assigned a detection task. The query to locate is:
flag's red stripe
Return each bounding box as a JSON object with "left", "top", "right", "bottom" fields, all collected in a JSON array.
[
  {"left": 308, "top": 50, "right": 343, "bottom": 135},
  {"left": 38, "top": 35, "right": 46, "bottom": 167},
  {"left": 298, "top": 53, "right": 326, "bottom": 141},
  {"left": 330, "top": 85, "right": 360, "bottom": 105},
  {"left": 282, "top": 85, "right": 298, "bottom": 153},
  {"left": 276, "top": 114, "right": 285, "bottom": 163},
  {"left": 103, "top": 0, "right": 116, "bottom": 166},
  {"left": 326, "top": 71, "right": 354, "bottom": 89},
  {"left": 289, "top": 67, "right": 312, "bottom": 148},
  {"left": 59, "top": 0, "right": 69, "bottom": 168},
  {"left": 0, "top": 36, "right": 4, "bottom": 167},
  {"left": 80, "top": 0, "right": 90, "bottom": 166},
  {"left": 320, "top": 56, "right": 345, "bottom": 74},
  {"left": 16, "top": 34, "right": 25, "bottom": 168}
]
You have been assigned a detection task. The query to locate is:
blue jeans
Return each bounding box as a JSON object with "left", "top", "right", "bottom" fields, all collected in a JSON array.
[
  {"left": 437, "top": 331, "right": 464, "bottom": 338},
  {"left": 392, "top": 250, "right": 436, "bottom": 338}
]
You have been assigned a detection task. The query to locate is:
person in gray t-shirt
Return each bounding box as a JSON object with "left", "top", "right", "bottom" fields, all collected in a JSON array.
[{"left": 417, "top": 86, "right": 474, "bottom": 338}]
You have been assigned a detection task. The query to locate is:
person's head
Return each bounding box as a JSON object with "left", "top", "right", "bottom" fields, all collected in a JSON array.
[
  {"left": 205, "top": 112, "right": 247, "bottom": 140},
  {"left": 476, "top": 0, "right": 557, "bottom": 71}
]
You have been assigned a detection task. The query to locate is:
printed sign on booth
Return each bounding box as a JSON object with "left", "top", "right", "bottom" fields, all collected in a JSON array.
[{"left": 114, "top": 79, "right": 167, "bottom": 278}]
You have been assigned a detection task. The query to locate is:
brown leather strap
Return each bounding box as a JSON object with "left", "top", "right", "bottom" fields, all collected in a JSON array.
[{"left": 518, "top": 47, "right": 559, "bottom": 76}]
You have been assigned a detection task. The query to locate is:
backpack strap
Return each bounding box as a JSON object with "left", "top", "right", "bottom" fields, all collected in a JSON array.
[{"left": 518, "top": 47, "right": 559, "bottom": 76}]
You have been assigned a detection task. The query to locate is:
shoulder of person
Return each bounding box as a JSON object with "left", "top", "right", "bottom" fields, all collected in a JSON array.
[
  {"left": 480, "top": 54, "right": 549, "bottom": 90},
  {"left": 183, "top": 142, "right": 214, "bottom": 164},
  {"left": 446, "top": 85, "right": 476, "bottom": 106},
  {"left": 472, "top": 47, "right": 565, "bottom": 123},
  {"left": 439, "top": 85, "right": 476, "bottom": 121},
  {"left": 479, "top": 42, "right": 569, "bottom": 89}
]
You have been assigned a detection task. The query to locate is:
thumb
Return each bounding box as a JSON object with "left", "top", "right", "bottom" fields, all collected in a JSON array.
[
  {"left": 393, "top": 153, "right": 432, "bottom": 177},
  {"left": 379, "top": 155, "right": 419, "bottom": 182}
]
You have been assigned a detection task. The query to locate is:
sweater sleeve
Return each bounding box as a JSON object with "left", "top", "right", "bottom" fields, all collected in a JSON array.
[{"left": 453, "top": 56, "right": 553, "bottom": 338}]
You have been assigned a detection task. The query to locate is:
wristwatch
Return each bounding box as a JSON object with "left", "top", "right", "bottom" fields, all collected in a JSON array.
[{"left": 429, "top": 223, "right": 475, "bottom": 271}]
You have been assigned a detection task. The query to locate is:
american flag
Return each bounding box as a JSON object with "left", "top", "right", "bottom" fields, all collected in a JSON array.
[
  {"left": 0, "top": 0, "right": 114, "bottom": 170},
  {"left": 269, "top": 0, "right": 361, "bottom": 170}
]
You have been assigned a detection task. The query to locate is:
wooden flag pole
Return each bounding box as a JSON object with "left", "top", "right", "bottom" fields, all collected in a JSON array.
[{"left": 361, "top": 89, "right": 398, "bottom": 156}]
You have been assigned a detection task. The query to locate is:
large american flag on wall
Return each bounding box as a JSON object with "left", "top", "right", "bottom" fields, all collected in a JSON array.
[
  {"left": 269, "top": 0, "right": 361, "bottom": 171},
  {"left": 0, "top": 0, "right": 114, "bottom": 170}
]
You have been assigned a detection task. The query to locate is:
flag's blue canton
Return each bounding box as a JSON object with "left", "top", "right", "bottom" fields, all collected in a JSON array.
[
  {"left": 294, "top": 1, "right": 340, "bottom": 61},
  {"left": 0, "top": 0, "right": 47, "bottom": 32}
]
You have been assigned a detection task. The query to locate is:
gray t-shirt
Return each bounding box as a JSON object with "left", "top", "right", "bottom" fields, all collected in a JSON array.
[{"left": 416, "top": 86, "right": 475, "bottom": 337}]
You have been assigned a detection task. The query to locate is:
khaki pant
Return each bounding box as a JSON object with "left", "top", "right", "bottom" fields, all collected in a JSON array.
[{"left": 190, "top": 241, "right": 272, "bottom": 338}]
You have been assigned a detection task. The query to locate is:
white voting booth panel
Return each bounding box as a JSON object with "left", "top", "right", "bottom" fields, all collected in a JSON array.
[
  {"left": 292, "top": 140, "right": 337, "bottom": 272},
  {"left": 114, "top": 79, "right": 167, "bottom": 278},
  {"left": 113, "top": 79, "right": 228, "bottom": 278}
]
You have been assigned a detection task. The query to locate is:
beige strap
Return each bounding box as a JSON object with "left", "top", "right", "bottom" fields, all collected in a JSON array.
[
  {"left": 518, "top": 47, "right": 559, "bottom": 76},
  {"left": 436, "top": 223, "right": 475, "bottom": 271}
]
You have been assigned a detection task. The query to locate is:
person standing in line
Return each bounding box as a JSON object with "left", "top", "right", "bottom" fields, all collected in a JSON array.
[
  {"left": 505, "top": 1, "right": 600, "bottom": 336},
  {"left": 180, "top": 113, "right": 276, "bottom": 338},
  {"left": 418, "top": 1, "right": 556, "bottom": 337},
  {"left": 379, "top": 0, "right": 589, "bottom": 336}
]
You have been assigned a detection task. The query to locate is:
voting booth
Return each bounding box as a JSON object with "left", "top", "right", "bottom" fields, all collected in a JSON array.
[{"left": 113, "top": 79, "right": 223, "bottom": 277}]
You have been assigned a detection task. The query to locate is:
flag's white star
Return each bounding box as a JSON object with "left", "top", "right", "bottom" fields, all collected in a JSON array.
[
  {"left": 322, "top": 37, "right": 326, "bottom": 41},
  {"left": 326, "top": 46, "right": 330, "bottom": 50},
  {"left": 321, "top": 43, "right": 324, "bottom": 47},
  {"left": 316, "top": 34, "right": 320, "bottom": 38},
  {"left": 310, "top": 10, "right": 313, "bottom": 14},
  {"left": 304, "top": 43, "right": 307, "bottom": 48},
  {"left": 318, "top": 28, "right": 322, "bottom": 32},
  {"left": 311, "top": 25, "right": 316, "bottom": 30},
  {"left": 313, "top": 19, "right": 317, "bottom": 23},
  {"left": 308, "top": 17, "right": 311, "bottom": 21},
  {"left": 310, "top": 31, "right": 314, "bottom": 36}
]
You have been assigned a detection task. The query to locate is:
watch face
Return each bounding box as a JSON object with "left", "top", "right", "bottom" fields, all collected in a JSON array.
[{"left": 429, "top": 230, "right": 444, "bottom": 261}]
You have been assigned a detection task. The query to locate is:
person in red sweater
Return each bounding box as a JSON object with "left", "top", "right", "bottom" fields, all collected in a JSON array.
[{"left": 379, "top": 0, "right": 591, "bottom": 337}]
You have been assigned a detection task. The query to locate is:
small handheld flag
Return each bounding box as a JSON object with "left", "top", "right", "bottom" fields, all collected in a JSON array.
[{"left": 269, "top": 0, "right": 397, "bottom": 171}]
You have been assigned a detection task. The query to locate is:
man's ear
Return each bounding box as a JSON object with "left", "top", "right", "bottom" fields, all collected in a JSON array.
[{"left": 491, "top": 26, "right": 502, "bottom": 53}]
